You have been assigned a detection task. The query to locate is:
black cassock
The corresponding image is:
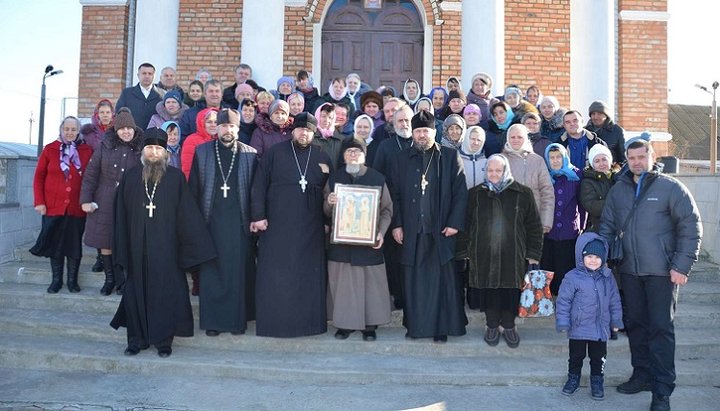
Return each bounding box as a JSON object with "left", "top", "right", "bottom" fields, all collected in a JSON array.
[
  {"left": 251, "top": 140, "right": 331, "bottom": 337},
  {"left": 189, "top": 140, "right": 257, "bottom": 333},
  {"left": 110, "top": 165, "right": 216, "bottom": 347}
]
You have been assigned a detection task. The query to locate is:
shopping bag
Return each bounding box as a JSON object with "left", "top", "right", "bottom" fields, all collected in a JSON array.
[{"left": 518, "top": 268, "right": 555, "bottom": 318}]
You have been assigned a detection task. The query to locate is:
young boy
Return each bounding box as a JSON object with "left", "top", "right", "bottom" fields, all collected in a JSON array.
[{"left": 556, "top": 232, "right": 623, "bottom": 400}]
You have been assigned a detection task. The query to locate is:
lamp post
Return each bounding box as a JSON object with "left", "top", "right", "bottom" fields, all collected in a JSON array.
[
  {"left": 37, "top": 65, "right": 64, "bottom": 158},
  {"left": 695, "top": 82, "right": 718, "bottom": 174}
]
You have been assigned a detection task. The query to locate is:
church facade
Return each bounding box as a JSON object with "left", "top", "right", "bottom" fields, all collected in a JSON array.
[{"left": 78, "top": 0, "right": 671, "bottom": 151}]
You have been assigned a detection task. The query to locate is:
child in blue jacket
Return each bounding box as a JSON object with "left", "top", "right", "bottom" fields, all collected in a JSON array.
[{"left": 556, "top": 231, "right": 623, "bottom": 400}]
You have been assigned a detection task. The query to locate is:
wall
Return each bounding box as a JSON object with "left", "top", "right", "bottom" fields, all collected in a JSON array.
[
  {"left": 0, "top": 152, "right": 41, "bottom": 263},
  {"left": 676, "top": 175, "right": 720, "bottom": 264}
]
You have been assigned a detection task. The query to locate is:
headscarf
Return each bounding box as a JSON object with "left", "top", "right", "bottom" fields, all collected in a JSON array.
[
  {"left": 445, "top": 76, "right": 463, "bottom": 92},
  {"left": 484, "top": 154, "right": 514, "bottom": 193},
  {"left": 92, "top": 99, "right": 114, "bottom": 132},
  {"left": 504, "top": 87, "right": 523, "bottom": 108},
  {"left": 503, "top": 124, "right": 533, "bottom": 155},
  {"left": 402, "top": 79, "right": 421, "bottom": 106},
  {"left": 328, "top": 80, "right": 348, "bottom": 101},
  {"left": 314, "top": 102, "right": 335, "bottom": 138},
  {"left": 160, "top": 121, "right": 181, "bottom": 149},
  {"left": 544, "top": 143, "right": 580, "bottom": 183},
  {"left": 413, "top": 97, "right": 434, "bottom": 114},
  {"left": 460, "top": 126, "right": 486, "bottom": 157},
  {"left": 491, "top": 102, "right": 516, "bottom": 130},
  {"left": 353, "top": 114, "right": 375, "bottom": 144},
  {"left": 58, "top": 116, "right": 82, "bottom": 178},
  {"left": 442, "top": 114, "right": 466, "bottom": 148}
]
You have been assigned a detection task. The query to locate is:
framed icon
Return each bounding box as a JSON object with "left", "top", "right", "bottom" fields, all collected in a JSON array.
[{"left": 331, "top": 184, "right": 382, "bottom": 246}]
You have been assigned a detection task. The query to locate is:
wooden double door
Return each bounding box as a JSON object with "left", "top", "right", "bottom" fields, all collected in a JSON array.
[{"left": 321, "top": 1, "right": 424, "bottom": 95}]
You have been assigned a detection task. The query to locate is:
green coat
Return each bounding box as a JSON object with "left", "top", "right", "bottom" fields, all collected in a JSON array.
[{"left": 465, "top": 181, "right": 544, "bottom": 289}]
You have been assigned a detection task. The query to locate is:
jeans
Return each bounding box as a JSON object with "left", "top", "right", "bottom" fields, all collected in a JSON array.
[{"left": 621, "top": 273, "right": 678, "bottom": 396}]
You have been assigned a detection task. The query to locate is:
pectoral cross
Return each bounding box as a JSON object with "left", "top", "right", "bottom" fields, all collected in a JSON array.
[
  {"left": 299, "top": 176, "right": 308, "bottom": 193},
  {"left": 220, "top": 183, "right": 230, "bottom": 198},
  {"left": 146, "top": 201, "right": 156, "bottom": 218},
  {"left": 421, "top": 174, "right": 428, "bottom": 196}
]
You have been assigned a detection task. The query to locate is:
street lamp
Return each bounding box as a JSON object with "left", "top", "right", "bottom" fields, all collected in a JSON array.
[
  {"left": 37, "top": 64, "right": 64, "bottom": 157},
  {"left": 695, "top": 82, "right": 718, "bottom": 174}
]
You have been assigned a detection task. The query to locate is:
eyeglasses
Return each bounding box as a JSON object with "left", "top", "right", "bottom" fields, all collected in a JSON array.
[{"left": 345, "top": 149, "right": 363, "bottom": 155}]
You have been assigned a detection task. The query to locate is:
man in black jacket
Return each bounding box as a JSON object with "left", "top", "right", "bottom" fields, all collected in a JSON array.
[
  {"left": 586, "top": 100, "right": 626, "bottom": 165},
  {"left": 116, "top": 63, "right": 162, "bottom": 131}
]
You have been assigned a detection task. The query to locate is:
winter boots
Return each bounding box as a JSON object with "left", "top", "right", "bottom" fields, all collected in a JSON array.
[
  {"left": 47, "top": 257, "right": 64, "bottom": 293},
  {"left": 561, "top": 373, "right": 580, "bottom": 396},
  {"left": 66, "top": 256, "right": 81, "bottom": 293},
  {"left": 91, "top": 248, "right": 104, "bottom": 272},
  {"left": 590, "top": 375, "right": 605, "bottom": 400},
  {"left": 100, "top": 254, "right": 115, "bottom": 296}
]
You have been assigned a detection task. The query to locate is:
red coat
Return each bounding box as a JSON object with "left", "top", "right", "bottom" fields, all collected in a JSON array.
[{"left": 33, "top": 140, "right": 93, "bottom": 217}]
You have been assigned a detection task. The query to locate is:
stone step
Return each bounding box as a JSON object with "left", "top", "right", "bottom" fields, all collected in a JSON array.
[
  {"left": 0, "top": 332, "right": 717, "bottom": 388},
  {"left": 1, "top": 281, "right": 718, "bottom": 330}
]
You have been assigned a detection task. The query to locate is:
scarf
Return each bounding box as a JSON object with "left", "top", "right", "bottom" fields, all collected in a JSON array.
[
  {"left": 484, "top": 154, "right": 514, "bottom": 193},
  {"left": 328, "top": 84, "right": 347, "bottom": 101},
  {"left": 493, "top": 109, "right": 515, "bottom": 131},
  {"left": 315, "top": 103, "right": 335, "bottom": 138},
  {"left": 545, "top": 143, "right": 580, "bottom": 183},
  {"left": 58, "top": 134, "right": 81, "bottom": 178}
]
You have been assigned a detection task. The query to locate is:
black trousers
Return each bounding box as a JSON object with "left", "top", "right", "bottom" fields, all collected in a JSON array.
[
  {"left": 485, "top": 308, "right": 516, "bottom": 329},
  {"left": 540, "top": 237, "right": 576, "bottom": 295},
  {"left": 621, "top": 273, "right": 678, "bottom": 396},
  {"left": 568, "top": 339, "right": 607, "bottom": 376}
]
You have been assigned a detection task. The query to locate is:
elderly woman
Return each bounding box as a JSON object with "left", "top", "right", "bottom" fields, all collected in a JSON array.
[
  {"left": 503, "top": 124, "right": 555, "bottom": 233},
  {"left": 542, "top": 143, "right": 582, "bottom": 295},
  {"left": 323, "top": 77, "right": 353, "bottom": 107},
  {"left": 324, "top": 138, "right": 393, "bottom": 341},
  {"left": 148, "top": 90, "right": 188, "bottom": 129},
  {"left": 272, "top": 76, "right": 295, "bottom": 101},
  {"left": 250, "top": 99, "right": 293, "bottom": 158},
  {"left": 440, "top": 90, "right": 467, "bottom": 120},
  {"left": 80, "top": 108, "right": 143, "bottom": 295},
  {"left": 352, "top": 114, "right": 377, "bottom": 165},
  {"left": 525, "top": 85, "right": 543, "bottom": 108},
  {"left": 160, "top": 121, "right": 182, "bottom": 169},
  {"left": 195, "top": 69, "right": 212, "bottom": 85},
  {"left": 401, "top": 78, "right": 423, "bottom": 109},
  {"left": 539, "top": 96, "right": 567, "bottom": 143},
  {"left": 504, "top": 86, "right": 539, "bottom": 121},
  {"left": 464, "top": 154, "right": 543, "bottom": 348},
  {"left": 466, "top": 72, "right": 495, "bottom": 130},
  {"left": 459, "top": 126, "right": 488, "bottom": 189},
  {"left": 463, "top": 104, "right": 482, "bottom": 128},
  {"left": 31, "top": 117, "right": 93, "bottom": 293},
  {"left": 441, "top": 114, "right": 466, "bottom": 149},
  {"left": 81, "top": 99, "right": 114, "bottom": 151}
]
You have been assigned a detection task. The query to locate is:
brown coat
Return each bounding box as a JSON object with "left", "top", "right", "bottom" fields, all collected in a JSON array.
[{"left": 503, "top": 148, "right": 555, "bottom": 229}]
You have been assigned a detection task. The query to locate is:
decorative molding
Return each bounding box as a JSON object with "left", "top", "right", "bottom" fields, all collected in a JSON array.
[
  {"left": 285, "top": 0, "right": 307, "bottom": 7},
  {"left": 439, "top": 1, "right": 461, "bottom": 12},
  {"left": 618, "top": 10, "right": 670, "bottom": 22},
  {"left": 79, "top": 0, "right": 128, "bottom": 6}
]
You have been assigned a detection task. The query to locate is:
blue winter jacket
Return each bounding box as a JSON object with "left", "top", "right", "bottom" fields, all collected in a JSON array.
[{"left": 555, "top": 232, "right": 624, "bottom": 341}]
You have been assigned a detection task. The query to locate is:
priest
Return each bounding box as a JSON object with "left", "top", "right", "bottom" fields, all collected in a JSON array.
[
  {"left": 111, "top": 128, "right": 216, "bottom": 357},
  {"left": 390, "top": 110, "right": 469, "bottom": 343},
  {"left": 250, "top": 112, "right": 332, "bottom": 338},
  {"left": 189, "top": 109, "right": 257, "bottom": 336}
]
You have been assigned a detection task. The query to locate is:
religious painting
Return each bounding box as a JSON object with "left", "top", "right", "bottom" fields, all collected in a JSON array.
[{"left": 331, "top": 184, "right": 382, "bottom": 246}]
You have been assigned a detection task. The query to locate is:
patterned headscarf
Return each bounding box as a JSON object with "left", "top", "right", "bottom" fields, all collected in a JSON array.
[
  {"left": 58, "top": 116, "right": 82, "bottom": 178},
  {"left": 484, "top": 154, "right": 514, "bottom": 193}
]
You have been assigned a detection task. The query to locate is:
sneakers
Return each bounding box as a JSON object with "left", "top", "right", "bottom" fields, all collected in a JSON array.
[
  {"left": 502, "top": 327, "right": 520, "bottom": 348},
  {"left": 650, "top": 393, "right": 670, "bottom": 411},
  {"left": 561, "top": 373, "right": 581, "bottom": 396},
  {"left": 616, "top": 378, "right": 653, "bottom": 394},
  {"left": 484, "top": 327, "right": 500, "bottom": 346},
  {"left": 590, "top": 375, "right": 604, "bottom": 400}
]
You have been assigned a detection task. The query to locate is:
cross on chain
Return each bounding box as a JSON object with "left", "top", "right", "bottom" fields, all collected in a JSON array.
[
  {"left": 221, "top": 183, "right": 230, "bottom": 198},
  {"left": 299, "top": 176, "right": 308, "bottom": 193},
  {"left": 146, "top": 201, "right": 156, "bottom": 218}
]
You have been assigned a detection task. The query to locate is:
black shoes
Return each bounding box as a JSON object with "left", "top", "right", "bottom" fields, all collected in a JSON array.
[
  {"left": 561, "top": 373, "right": 580, "bottom": 396},
  {"left": 361, "top": 330, "right": 377, "bottom": 341},
  {"left": 334, "top": 329, "right": 354, "bottom": 340},
  {"left": 484, "top": 327, "right": 500, "bottom": 346},
  {"left": 616, "top": 378, "right": 653, "bottom": 394},
  {"left": 157, "top": 347, "right": 172, "bottom": 358},
  {"left": 433, "top": 335, "right": 447, "bottom": 343},
  {"left": 650, "top": 393, "right": 670, "bottom": 411},
  {"left": 502, "top": 327, "right": 520, "bottom": 348},
  {"left": 590, "top": 375, "right": 604, "bottom": 400},
  {"left": 205, "top": 330, "right": 220, "bottom": 337}
]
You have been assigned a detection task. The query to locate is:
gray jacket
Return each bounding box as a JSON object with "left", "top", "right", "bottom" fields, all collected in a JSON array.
[{"left": 598, "top": 169, "right": 702, "bottom": 276}]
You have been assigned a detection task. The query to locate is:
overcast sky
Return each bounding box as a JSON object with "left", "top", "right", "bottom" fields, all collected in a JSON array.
[{"left": 0, "top": 0, "right": 716, "bottom": 145}]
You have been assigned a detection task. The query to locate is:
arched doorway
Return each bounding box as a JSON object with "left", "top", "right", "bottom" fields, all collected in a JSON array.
[{"left": 321, "top": 0, "right": 424, "bottom": 95}]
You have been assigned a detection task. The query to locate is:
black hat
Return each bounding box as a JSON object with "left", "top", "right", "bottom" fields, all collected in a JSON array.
[
  {"left": 582, "top": 239, "right": 606, "bottom": 265},
  {"left": 411, "top": 110, "right": 436, "bottom": 130},
  {"left": 293, "top": 112, "right": 317, "bottom": 132},
  {"left": 143, "top": 127, "right": 168, "bottom": 149},
  {"left": 343, "top": 137, "right": 367, "bottom": 155},
  {"left": 217, "top": 108, "right": 241, "bottom": 126}
]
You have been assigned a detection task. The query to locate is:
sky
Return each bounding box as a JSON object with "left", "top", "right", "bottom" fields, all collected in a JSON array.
[{"left": 0, "top": 0, "right": 717, "bottom": 145}]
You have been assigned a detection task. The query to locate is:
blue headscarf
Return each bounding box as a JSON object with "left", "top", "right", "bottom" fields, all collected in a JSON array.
[
  {"left": 544, "top": 143, "right": 580, "bottom": 184},
  {"left": 492, "top": 104, "right": 516, "bottom": 130},
  {"left": 160, "top": 121, "right": 181, "bottom": 149}
]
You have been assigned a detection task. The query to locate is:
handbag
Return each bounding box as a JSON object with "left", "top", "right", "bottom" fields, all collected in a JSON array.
[
  {"left": 608, "top": 196, "right": 642, "bottom": 265},
  {"left": 518, "top": 265, "right": 555, "bottom": 318}
]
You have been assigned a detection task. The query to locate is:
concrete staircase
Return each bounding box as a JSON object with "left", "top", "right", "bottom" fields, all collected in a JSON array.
[{"left": 1, "top": 245, "right": 719, "bottom": 402}]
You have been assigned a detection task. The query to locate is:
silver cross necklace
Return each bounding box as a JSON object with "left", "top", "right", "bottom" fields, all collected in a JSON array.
[
  {"left": 144, "top": 180, "right": 158, "bottom": 218},
  {"left": 291, "top": 143, "right": 312, "bottom": 193},
  {"left": 215, "top": 140, "right": 237, "bottom": 199}
]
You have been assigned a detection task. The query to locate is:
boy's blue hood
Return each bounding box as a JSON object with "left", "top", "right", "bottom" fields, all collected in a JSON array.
[{"left": 574, "top": 232, "right": 609, "bottom": 274}]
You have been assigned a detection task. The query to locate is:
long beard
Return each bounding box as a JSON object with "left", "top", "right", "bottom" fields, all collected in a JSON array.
[
  {"left": 345, "top": 163, "right": 361, "bottom": 175},
  {"left": 141, "top": 156, "right": 168, "bottom": 185}
]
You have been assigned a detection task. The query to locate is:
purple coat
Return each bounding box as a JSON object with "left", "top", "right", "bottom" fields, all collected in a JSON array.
[
  {"left": 546, "top": 169, "right": 582, "bottom": 241},
  {"left": 79, "top": 130, "right": 143, "bottom": 249},
  {"left": 555, "top": 232, "right": 624, "bottom": 341},
  {"left": 249, "top": 113, "right": 293, "bottom": 158}
]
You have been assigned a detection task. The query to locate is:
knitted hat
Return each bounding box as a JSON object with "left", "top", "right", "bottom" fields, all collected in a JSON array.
[
  {"left": 269, "top": 99, "right": 290, "bottom": 116},
  {"left": 217, "top": 109, "right": 241, "bottom": 126},
  {"left": 463, "top": 103, "right": 481, "bottom": 116},
  {"left": 504, "top": 86, "right": 522, "bottom": 100},
  {"left": 114, "top": 107, "right": 136, "bottom": 131},
  {"left": 443, "top": 114, "right": 466, "bottom": 133},
  {"left": 276, "top": 76, "right": 295, "bottom": 90},
  {"left": 447, "top": 89, "right": 467, "bottom": 104},
  {"left": 472, "top": 72, "right": 493, "bottom": 89},
  {"left": 293, "top": 112, "right": 317, "bottom": 132},
  {"left": 588, "top": 100, "right": 611, "bottom": 118},
  {"left": 163, "top": 90, "right": 182, "bottom": 105},
  {"left": 588, "top": 144, "right": 613, "bottom": 169},
  {"left": 583, "top": 239, "right": 606, "bottom": 265},
  {"left": 343, "top": 137, "right": 367, "bottom": 155},
  {"left": 360, "top": 91, "right": 384, "bottom": 110},
  {"left": 142, "top": 127, "right": 168, "bottom": 149},
  {"left": 624, "top": 132, "right": 652, "bottom": 152},
  {"left": 411, "top": 110, "right": 435, "bottom": 129}
]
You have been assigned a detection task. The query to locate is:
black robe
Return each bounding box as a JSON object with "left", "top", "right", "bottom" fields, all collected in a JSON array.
[
  {"left": 110, "top": 165, "right": 216, "bottom": 347},
  {"left": 189, "top": 140, "right": 257, "bottom": 333},
  {"left": 390, "top": 143, "right": 468, "bottom": 338},
  {"left": 250, "top": 140, "right": 332, "bottom": 337}
]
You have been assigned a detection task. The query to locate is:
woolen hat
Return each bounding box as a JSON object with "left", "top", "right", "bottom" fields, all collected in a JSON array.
[
  {"left": 463, "top": 103, "right": 481, "bottom": 116},
  {"left": 276, "top": 76, "right": 295, "bottom": 90},
  {"left": 447, "top": 89, "right": 467, "bottom": 104},
  {"left": 114, "top": 107, "right": 136, "bottom": 131},
  {"left": 588, "top": 144, "right": 613, "bottom": 169},
  {"left": 269, "top": 99, "right": 290, "bottom": 116},
  {"left": 360, "top": 91, "right": 384, "bottom": 110},
  {"left": 343, "top": 137, "right": 367, "bottom": 155},
  {"left": 142, "top": 127, "right": 168, "bottom": 149},
  {"left": 472, "top": 72, "right": 493, "bottom": 89},
  {"left": 217, "top": 109, "right": 241, "bottom": 126},
  {"left": 411, "top": 110, "right": 435, "bottom": 129},
  {"left": 163, "top": 90, "right": 182, "bottom": 105},
  {"left": 624, "top": 132, "right": 652, "bottom": 151},
  {"left": 583, "top": 239, "right": 606, "bottom": 265},
  {"left": 293, "top": 112, "right": 317, "bottom": 132},
  {"left": 588, "top": 100, "right": 611, "bottom": 118}
]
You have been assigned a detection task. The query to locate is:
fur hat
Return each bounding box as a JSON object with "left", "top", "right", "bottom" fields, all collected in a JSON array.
[
  {"left": 142, "top": 127, "right": 168, "bottom": 149},
  {"left": 411, "top": 110, "right": 435, "bottom": 129},
  {"left": 217, "top": 109, "right": 241, "bottom": 126},
  {"left": 114, "top": 107, "right": 136, "bottom": 131},
  {"left": 293, "top": 112, "right": 317, "bottom": 132},
  {"left": 471, "top": 72, "right": 493, "bottom": 89},
  {"left": 583, "top": 239, "right": 606, "bottom": 265},
  {"left": 360, "top": 91, "right": 384, "bottom": 110}
]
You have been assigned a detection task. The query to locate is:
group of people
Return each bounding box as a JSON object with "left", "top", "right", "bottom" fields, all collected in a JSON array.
[{"left": 31, "top": 62, "right": 702, "bottom": 411}]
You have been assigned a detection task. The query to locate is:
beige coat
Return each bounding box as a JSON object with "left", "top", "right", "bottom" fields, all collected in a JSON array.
[{"left": 503, "top": 148, "right": 555, "bottom": 229}]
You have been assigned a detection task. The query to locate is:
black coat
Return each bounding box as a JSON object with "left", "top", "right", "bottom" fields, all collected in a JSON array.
[
  {"left": 579, "top": 168, "right": 616, "bottom": 232},
  {"left": 115, "top": 84, "right": 162, "bottom": 132},
  {"left": 390, "top": 144, "right": 468, "bottom": 266},
  {"left": 586, "top": 120, "right": 626, "bottom": 164}
]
